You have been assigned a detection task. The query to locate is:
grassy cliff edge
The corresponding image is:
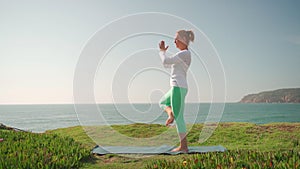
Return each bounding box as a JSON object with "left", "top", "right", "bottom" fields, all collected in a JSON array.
[
  {"left": 48, "top": 123, "right": 300, "bottom": 168},
  {"left": 1, "top": 123, "right": 299, "bottom": 168}
]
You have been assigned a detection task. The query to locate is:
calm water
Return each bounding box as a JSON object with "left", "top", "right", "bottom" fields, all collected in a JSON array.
[{"left": 0, "top": 103, "right": 299, "bottom": 132}]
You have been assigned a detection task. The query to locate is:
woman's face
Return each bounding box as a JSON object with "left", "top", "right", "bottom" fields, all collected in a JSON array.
[{"left": 174, "top": 33, "right": 187, "bottom": 50}]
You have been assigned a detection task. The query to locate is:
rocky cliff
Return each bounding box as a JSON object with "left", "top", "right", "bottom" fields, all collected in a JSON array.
[{"left": 240, "top": 88, "right": 300, "bottom": 103}]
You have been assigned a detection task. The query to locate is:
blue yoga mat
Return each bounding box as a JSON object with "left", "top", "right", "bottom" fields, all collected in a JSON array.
[{"left": 92, "top": 145, "right": 226, "bottom": 155}]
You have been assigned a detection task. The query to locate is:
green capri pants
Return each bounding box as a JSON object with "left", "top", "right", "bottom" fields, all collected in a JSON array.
[{"left": 159, "top": 86, "right": 188, "bottom": 133}]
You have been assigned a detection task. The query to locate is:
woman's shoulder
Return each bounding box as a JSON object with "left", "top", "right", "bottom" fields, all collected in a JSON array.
[{"left": 176, "top": 49, "right": 191, "bottom": 56}]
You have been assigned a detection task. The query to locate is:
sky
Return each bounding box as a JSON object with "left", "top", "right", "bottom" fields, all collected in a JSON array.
[{"left": 0, "top": 0, "right": 300, "bottom": 104}]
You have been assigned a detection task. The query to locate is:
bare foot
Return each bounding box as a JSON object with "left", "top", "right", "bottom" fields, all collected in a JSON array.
[
  {"left": 171, "top": 146, "right": 188, "bottom": 153},
  {"left": 165, "top": 114, "right": 174, "bottom": 126}
]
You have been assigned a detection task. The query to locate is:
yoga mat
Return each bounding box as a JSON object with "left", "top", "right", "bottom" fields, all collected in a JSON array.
[{"left": 92, "top": 145, "right": 226, "bottom": 155}]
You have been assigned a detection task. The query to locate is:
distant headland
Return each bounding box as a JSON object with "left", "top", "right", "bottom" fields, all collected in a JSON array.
[{"left": 240, "top": 88, "right": 300, "bottom": 103}]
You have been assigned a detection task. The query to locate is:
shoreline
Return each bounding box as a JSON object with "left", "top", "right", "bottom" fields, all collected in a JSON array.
[
  {"left": 2, "top": 121, "right": 300, "bottom": 134},
  {"left": 2, "top": 103, "right": 299, "bottom": 133}
]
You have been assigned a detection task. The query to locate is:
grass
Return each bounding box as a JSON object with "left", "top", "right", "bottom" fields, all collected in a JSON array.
[
  {"left": 144, "top": 150, "right": 300, "bottom": 168},
  {"left": 46, "top": 122, "right": 300, "bottom": 168},
  {"left": 0, "top": 129, "right": 90, "bottom": 168},
  {"left": 1, "top": 122, "right": 299, "bottom": 168}
]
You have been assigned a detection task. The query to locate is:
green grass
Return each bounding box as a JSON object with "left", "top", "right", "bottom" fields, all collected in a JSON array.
[
  {"left": 46, "top": 122, "right": 300, "bottom": 168},
  {"left": 0, "top": 129, "right": 91, "bottom": 168},
  {"left": 1, "top": 123, "right": 299, "bottom": 168},
  {"left": 145, "top": 150, "right": 300, "bottom": 168}
]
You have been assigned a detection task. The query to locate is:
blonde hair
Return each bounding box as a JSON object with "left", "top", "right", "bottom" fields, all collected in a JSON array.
[{"left": 177, "top": 30, "right": 195, "bottom": 45}]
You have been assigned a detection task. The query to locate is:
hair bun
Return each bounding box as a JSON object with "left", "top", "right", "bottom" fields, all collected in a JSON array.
[{"left": 187, "top": 30, "right": 195, "bottom": 42}]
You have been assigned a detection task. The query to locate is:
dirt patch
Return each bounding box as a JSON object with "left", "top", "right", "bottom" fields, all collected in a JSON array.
[
  {"left": 104, "top": 156, "right": 119, "bottom": 163},
  {"left": 269, "top": 124, "right": 299, "bottom": 132},
  {"left": 246, "top": 124, "right": 300, "bottom": 134},
  {"left": 219, "top": 123, "right": 251, "bottom": 128},
  {"left": 96, "top": 154, "right": 140, "bottom": 164}
]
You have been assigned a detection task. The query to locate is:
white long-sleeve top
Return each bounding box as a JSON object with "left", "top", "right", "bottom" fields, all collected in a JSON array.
[{"left": 159, "top": 49, "right": 191, "bottom": 88}]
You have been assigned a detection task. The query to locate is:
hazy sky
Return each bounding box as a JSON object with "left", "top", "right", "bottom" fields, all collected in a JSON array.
[{"left": 1, "top": 0, "right": 300, "bottom": 104}]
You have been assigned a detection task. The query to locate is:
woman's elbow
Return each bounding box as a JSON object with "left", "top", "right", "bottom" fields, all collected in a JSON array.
[{"left": 162, "top": 58, "right": 170, "bottom": 65}]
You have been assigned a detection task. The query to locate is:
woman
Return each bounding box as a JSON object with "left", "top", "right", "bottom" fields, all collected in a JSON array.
[{"left": 159, "top": 30, "right": 194, "bottom": 153}]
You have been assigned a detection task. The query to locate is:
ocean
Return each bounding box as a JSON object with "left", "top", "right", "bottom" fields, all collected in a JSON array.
[{"left": 0, "top": 103, "right": 299, "bottom": 133}]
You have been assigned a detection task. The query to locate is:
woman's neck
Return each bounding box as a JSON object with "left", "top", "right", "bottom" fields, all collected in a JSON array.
[{"left": 180, "top": 47, "right": 188, "bottom": 50}]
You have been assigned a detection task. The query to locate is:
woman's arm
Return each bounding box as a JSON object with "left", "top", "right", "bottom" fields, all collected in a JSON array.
[
  {"left": 159, "top": 40, "right": 183, "bottom": 65},
  {"left": 159, "top": 51, "right": 183, "bottom": 65}
]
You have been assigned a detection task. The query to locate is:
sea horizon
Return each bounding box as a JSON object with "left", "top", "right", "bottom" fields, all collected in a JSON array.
[
  {"left": 1, "top": 102, "right": 300, "bottom": 105},
  {"left": 1, "top": 103, "right": 300, "bottom": 132}
]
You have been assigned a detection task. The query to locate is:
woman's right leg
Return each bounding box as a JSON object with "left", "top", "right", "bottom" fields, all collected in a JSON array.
[{"left": 170, "top": 87, "right": 188, "bottom": 152}]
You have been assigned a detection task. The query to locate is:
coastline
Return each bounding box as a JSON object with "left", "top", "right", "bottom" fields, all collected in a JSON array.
[{"left": 1, "top": 103, "right": 300, "bottom": 133}]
